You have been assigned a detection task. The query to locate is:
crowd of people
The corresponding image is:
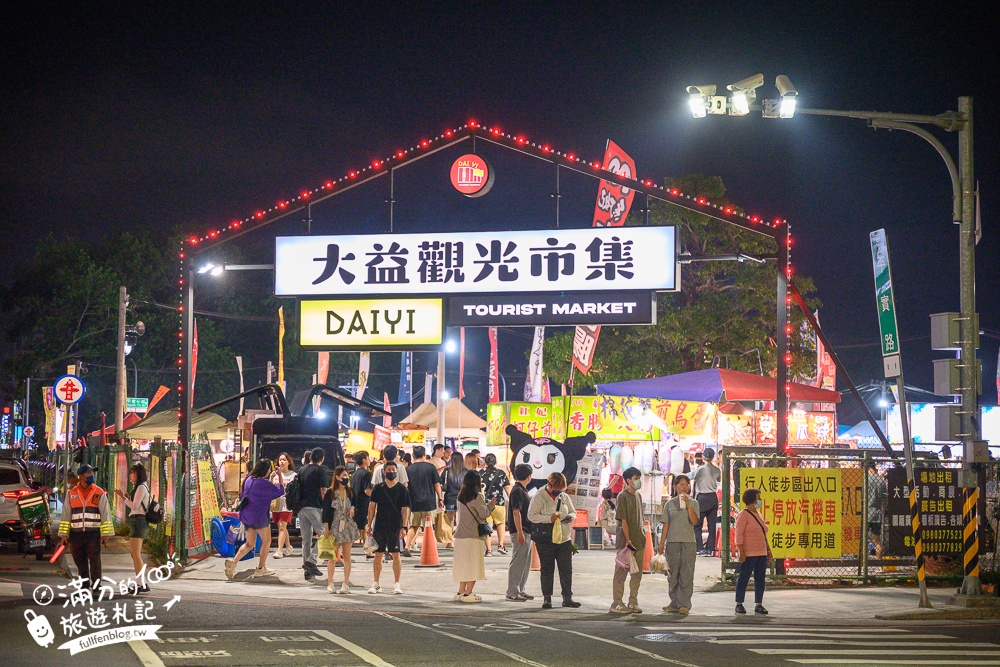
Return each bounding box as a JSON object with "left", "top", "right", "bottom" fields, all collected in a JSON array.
[{"left": 218, "top": 444, "right": 770, "bottom": 615}]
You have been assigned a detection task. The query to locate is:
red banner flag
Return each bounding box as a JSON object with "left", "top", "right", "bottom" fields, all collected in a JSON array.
[
  {"left": 487, "top": 327, "right": 499, "bottom": 403},
  {"left": 573, "top": 140, "right": 637, "bottom": 375},
  {"left": 317, "top": 352, "right": 330, "bottom": 386},
  {"left": 191, "top": 319, "right": 199, "bottom": 404},
  {"left": 459, "top": 327, "right": 467, "bottom": 399},
  {"left": 383, "top": 392, "right": 392, "bottom": 428}
]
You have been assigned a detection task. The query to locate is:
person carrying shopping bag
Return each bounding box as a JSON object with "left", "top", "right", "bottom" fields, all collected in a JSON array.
[
  {"left": 657, "top": 473, "right": 700, "bottom": 614},
  {"left": 526, "top": 472, "right": 580, "bottom": 609},
  {"left": 610, "top": 467, "right": 645, "bottom": 614},
  {"left": 322, "top": 465, "right": 360, "bottom": 593},
  {"left": 226, "top": 460, "right": 284, "bottom": 580}
]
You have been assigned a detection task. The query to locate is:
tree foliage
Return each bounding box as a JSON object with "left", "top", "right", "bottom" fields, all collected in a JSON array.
[{"left": 544, "top": 174, "right": 819, "bottom": 390}]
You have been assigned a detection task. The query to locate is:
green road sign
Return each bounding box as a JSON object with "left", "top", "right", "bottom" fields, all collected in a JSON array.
[
  {"left": 870, "top": 229, "right": 901, "bottom": 357},
  {"left": 126, "top": 397, "right": 149, "bottom": 413}
]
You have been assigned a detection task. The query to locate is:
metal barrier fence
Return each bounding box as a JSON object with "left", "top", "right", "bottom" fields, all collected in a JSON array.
[{"left": 720, "top": 448, "right": 999, "bottom": 585}]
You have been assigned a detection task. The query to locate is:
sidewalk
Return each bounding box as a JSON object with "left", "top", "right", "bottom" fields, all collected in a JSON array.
[{"left": 11, "top": 538, "right": 988, "bottom": 622}]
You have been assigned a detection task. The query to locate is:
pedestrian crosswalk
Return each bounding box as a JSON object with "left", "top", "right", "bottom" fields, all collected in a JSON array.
[{"left": 642, "top": 625, "right": 1000, "bottom": 665}]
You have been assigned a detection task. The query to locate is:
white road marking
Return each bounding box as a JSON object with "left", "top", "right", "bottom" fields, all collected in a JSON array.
[
  {"left": 678, "top": 632, "right": 954, "bottom": 639},
  {"left": 787, "top": 661, "right": 1000, "bottom": 666},
  {"left": 0, "top": 583, "right": 23, "bottom": 597},
  {"left": 312, "top": 629, "right": 395, "bottom": 667},
  {"left": 642, "top": 626, "right": 914, "bottom": 633},
  {"left": 711, "top": 639, "right": 986, "bottom": 646},
  {"left": 128, "top": 640, "right": 167, "bottom": 667},
  {"left": 372, "top": 611, "right": 550, "bottom": 667},
  {"left": 514, "top": 619, "right": 704, "bottom": 667},
  {"left": 754, "top": 649, "right": 1000, "bottom": 656}
]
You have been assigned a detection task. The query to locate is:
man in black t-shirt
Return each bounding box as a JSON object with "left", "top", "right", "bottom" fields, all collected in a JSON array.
[
  {"left": 505, "top": 464, "right": 535, "bottom": 601},
  {"left": 481, "top": 454, "right": 511, "bottom": 555},
  {"left": 402, "top": 446, "right": 443, "bottom": 556},
  {"left": 298, "top": 448, "right": 331, "bottom": 580},
  {"left": 351, "top": 451, "right": 372, "bottom": 533},
  {"left": 367, "top": 461, "right": 410, "bottom": 594}
]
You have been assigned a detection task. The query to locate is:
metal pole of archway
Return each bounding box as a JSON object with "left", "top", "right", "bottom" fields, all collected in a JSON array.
[{"left": 178, "top": 255, "right": 195, "bottom": 564}]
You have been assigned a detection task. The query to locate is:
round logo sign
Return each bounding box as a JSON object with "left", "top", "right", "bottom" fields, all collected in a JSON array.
[
  {"left": 54, "top": 375, "right": 86, "bottom": 405},
  {"left": 450, "top": 153, "right": 494, "bottom": 198},
  {"left": 23, "top": 426, "right": 35, "bottom": 438}
]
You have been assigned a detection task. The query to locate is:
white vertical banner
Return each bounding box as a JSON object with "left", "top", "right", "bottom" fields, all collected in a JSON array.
[
  {"left": 357, "top": 352, "right": 370, "bottom": 400},
  {"left": 236, "top": 356, "right": 245, "bottom": 416},
  {"left": 424, "top": 373, "right": 434, "bottom": 408},
  {"left": 526, "top": 326, "right": 545, "bottom": 402}
]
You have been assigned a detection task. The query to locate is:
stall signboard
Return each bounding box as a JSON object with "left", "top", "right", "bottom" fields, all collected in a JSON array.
[
  {"left": 486, "top": 401, "right": 566, "bottom": 445},
  {"left": 754, "top": 411, "right": 836, "bottom": 446},
  {"left": 486, "top": 403, "right": 507, "bottom": 445},
  {"left": 197, "top": 459, "right": 221, "bottom": 547},
  {"left": 840, "top": 468, "right": 864, "bottom": 555},
  {"left": 739, "top": 468, "right": 842, "bottom": 558},
  {"left": 447, "top": 291, "right": 655, "bottom": 327},
  {"left": 718, "top": 412, "right": 755, "bottom": 446},
  {"left": 275, "top": 228, "right": 677, "bottom": 297},
  {"left": 566, "top": 396, "right": 715, "bottom": 441},
  {"left": 373, "top": 425, "right": 392, "bottom": 452},
  {"left": 299, "top": 298, "right": 443, "bottom": 350},
  {"left": 567, "top": 451, "right": 605, "bottom": 519},
  {"left": 885, "top": 467, "right": 963, "bottom": 557}
]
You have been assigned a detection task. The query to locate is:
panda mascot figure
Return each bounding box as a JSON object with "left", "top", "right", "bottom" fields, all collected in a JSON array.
[{"left": 505, "top": 424, "right": 596, "bottom": 495}]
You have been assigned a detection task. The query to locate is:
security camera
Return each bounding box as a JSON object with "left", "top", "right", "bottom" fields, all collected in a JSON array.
[
  {"left": 727, "top": 73, "right": 764, "bottom": 93},
  {"left": 686, "top": 84, "right": 717, "bottom": 96},
  {"left": 775, "top": 75, "right": 797, "bottom": 98}
]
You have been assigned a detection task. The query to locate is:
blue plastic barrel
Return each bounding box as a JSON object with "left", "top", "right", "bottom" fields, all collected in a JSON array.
[{"left": 211, "top": 516, "right": 261, "bottom": 560}]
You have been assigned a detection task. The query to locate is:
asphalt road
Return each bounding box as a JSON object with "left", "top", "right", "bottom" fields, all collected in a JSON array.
[{"left": 2, "top": 571, "right": 1000, "bottom": 667}]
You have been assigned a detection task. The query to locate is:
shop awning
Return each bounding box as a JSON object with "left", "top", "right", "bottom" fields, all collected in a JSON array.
[
  {"left": 398, "top": 399, "right": 486, "bottom": 440},
  {"left": 598, "top": 368, "right": 840, "bottom": 404}
]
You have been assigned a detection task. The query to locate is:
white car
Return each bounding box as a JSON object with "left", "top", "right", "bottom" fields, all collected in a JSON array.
[{"left": 0, "top": 460, "right": 48, "bottom": 555}]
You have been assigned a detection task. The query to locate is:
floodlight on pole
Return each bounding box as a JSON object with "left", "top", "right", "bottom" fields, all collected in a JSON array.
[
  {"left": 686, "top": 84, "right": 716, "bottom": 118},
  {"left": 197, "top": 263, "right": 216, "bottom": 274},
  {"left": 776, "top": 75, "right": 798, "bottom": 118},
  {"left": 209, "top": 265, "right": 224, "bottom": 277},
  {"left": 444, "top": 339, "right": 457, "bottom": 354},
  {"left": 727, "top": 73, "right": 764, "bottom": 116}
]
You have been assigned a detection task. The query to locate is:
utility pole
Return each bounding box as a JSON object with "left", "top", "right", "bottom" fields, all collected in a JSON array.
[
  {"left": 437, "top": 351, "right": 446, "bottom": 449},
  {"left": 114, "top": 286, "right": 128, "bottom": 434}
]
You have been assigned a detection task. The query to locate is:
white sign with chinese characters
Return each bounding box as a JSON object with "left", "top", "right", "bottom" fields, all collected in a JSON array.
[{"left": 274, "top": 228, "right": 677, "bottom": 296}]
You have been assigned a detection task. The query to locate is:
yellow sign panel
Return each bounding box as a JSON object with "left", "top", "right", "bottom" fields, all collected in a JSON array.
[
  {"left": 739, "top": 468, "right": 842, "bottom": 558},
  {"left": 300, "top": 298, "right": 443, "bottom": 349}
]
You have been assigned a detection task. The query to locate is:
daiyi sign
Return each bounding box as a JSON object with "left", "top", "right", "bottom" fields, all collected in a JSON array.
[
  {"left": 275, "top": 228, "right": 677, "bottom": 297},
  {"left": 299, "top": 298, "right": 443, "bottom": 350},
  {"left": 450, "top": 153, "right": 494, "bottom": 198}
]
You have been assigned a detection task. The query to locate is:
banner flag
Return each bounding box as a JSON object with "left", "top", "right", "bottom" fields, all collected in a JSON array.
[
  {"left": 459, "top": 327, "right": 467, "bottom": 399},
  {"left": 318, "top": 352, "right": 330, "bottom": 385},
  {"left": 398, "top": 352, "right": 412, "bottom": 408},
  {"left": 277, "top": 307, "right": 285, "bottom": 391},
  {"left": 191, "top": 319, "right": 199, "bottom": 404},
  {"left": 147, "top": 385, "right": 170, "bottom": 413},
  {"left": 573, "top": 139, "right": 637, "bottom": 375},
  {"left": 526, "top": 326, "right": 545, "bottom": 402},
  {"left": 357, "top": 352, "right": 370, "bottom": 400},
  {"left": 541, "top": 374, "right": 551, "bottom": 403},
  {"left": 383, "top": 392, "right": 392, "bottom": 428},
  {"left": 815, "top": 311, "right": 837, "bottom": 411},
  {"left": 487, "top": 327, "right": 499, "bottom": 403}
]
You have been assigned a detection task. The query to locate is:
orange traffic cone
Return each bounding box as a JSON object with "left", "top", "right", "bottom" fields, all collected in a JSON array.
[
  {"left": 642, "top": 520, "right": 654, "bottom": 573},
  {"left": 415, "top": 516, "right": 441, "bottom": 568},
  {"left": 530, "top": 541, "right": 541, "bottom": 571}
]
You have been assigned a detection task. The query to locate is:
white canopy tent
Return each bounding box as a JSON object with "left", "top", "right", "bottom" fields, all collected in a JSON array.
[{"left": 399, "top": 398, "right": 486, "bottom": 443}]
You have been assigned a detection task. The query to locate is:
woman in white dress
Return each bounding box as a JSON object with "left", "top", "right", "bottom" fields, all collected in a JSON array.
[{"left": 453, "top": 471, "right": 494, "bottom": 603}]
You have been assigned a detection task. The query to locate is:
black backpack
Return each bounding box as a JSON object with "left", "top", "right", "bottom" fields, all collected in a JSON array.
[
  {"left": 284, "top": 472, "right": 304, "bottom": 513},
  {"left": 142, "top": 485, "right": 163, "bottom": 524}
]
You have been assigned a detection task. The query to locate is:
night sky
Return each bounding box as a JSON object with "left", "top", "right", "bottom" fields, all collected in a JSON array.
[{"left": 2, "top": 2, "right": 998, "bottom": 414}]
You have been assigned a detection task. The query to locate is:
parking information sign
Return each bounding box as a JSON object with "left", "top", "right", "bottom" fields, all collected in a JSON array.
[
  {"left": 870, "top": 229, "right": 902, "bottom": 377},
  {"left": 53, "top": 375, "right": 85, "bottom": 405}
]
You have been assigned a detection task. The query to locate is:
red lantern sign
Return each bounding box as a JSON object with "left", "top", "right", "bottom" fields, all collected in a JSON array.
[{"left": 450, "top": 153, "right": 494, "bottom": 197}]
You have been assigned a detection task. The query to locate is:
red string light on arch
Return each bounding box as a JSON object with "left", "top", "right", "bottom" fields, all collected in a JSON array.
[{"left": 174, "top": 118, "right": 796, "bottom": 426}]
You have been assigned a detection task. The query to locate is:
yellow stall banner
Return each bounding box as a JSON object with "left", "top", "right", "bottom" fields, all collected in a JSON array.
[
  {"left": 197, "top": 459, "right": 221, "bottom": 545},
  {"left": 739, "top": 468, "right": 842, "bottom": 558}
]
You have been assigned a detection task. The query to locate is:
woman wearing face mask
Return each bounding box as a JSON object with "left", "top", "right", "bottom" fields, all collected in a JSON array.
[
  {"left": 733, "top": 487, "right": 772, "bottom": 614},
  {"left": 323, "top": 466, "right": 360, "bottom": 594},
  {"left": 656, "top": 473, "right": 700, "bottom": 614},
  {"left": 526, "top": 472, "right": 580, "bottom": 609}
]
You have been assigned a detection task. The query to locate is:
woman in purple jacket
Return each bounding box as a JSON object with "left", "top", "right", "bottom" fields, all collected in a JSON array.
[{"left": 226, "top": 460, "right": 285, "bottom": 580}]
